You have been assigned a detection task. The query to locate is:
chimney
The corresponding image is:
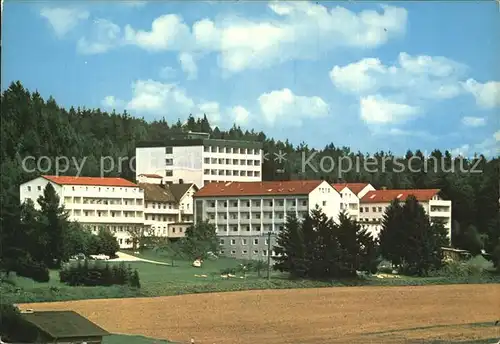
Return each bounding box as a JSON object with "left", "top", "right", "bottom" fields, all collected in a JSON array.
[{"left": 381, "top": 186, "right": 387, "bottom": 190}]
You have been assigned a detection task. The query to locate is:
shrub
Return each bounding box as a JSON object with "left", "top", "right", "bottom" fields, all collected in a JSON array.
[
  {"left": 429, "top": 256, "right": 492, "bottom": 279},
  {"left": 0, "top": 303, "right": 40, "bottom": 342},
  {"left": 15, "top": 257, "right": 50, "bottom": 283},
  {"left": 59, "top": 261, "right": 140, "bottom": 288}
]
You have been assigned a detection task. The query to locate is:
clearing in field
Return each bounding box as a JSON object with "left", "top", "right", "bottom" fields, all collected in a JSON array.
[{"left": 19, "top": 284, "right": 500, "bottom": 344}]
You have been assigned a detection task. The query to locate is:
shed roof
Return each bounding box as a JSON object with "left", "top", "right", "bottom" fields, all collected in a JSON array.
[{"left": 21, "top": 310, "right": 109, "bottom": 339}]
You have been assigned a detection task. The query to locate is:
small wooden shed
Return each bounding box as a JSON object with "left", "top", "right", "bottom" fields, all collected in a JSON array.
[{"left": 20, "top": 310, "right": 109, "bottom": 344}]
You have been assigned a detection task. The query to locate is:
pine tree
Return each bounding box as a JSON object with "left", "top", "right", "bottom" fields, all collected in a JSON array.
[
  {"left": 378, "top": 199, "right": 405, "bottom": 269},
  {"left": 273, "top": 213, "right": 308, "bottom": 278},
  {"left": 37, "top": 183, "right": 69, "bottom": 268},
  {"left": 401, "top": 195, "right": 447, "bottom": 276},
  {"left": 335, "top": 212, "right": 359, "bottom": 278}
]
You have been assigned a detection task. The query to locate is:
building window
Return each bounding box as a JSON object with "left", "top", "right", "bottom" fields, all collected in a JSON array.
[
  {"left": 165, "top": 147, "right": 173, "bottom": 154},
  {"left": 231, "top": 239, "right": 236, "bottom": 245},
  {"left": 27, "top": 186, "right": 32, "bottom": 191},
  {"left": 360, "top": 208, "right": 364, "bottom": 213},
  {"left": 231, "top": 250, "right": 236, "bottom": 254},
  {"left": 322, "top": 201, "right": 327, "bottom": 206},
  {"left": 242, "top": 239, "right": 247, "bottom": 245},
  {"left": 37, "top": 186, "right": 41, "bottom": 191},
  {"left": 378, "top": 207, "right": 382, "bottom": 212},
  {"left": 262, "top": 250, "right": 268, "bottom": 256},
  {"left": 253, "top": 238, "right": 259, "bottom": 245}
]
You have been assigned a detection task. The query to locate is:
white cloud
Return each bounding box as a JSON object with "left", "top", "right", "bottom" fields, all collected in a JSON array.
[
  {"left": 159, "top": 66, "right": 177, "bottom": 79},
  {"left": 95, "top": 3, "right": 406, "bottom": 72},
  {"left": 462, "top": 79, "right": 500, "bottom": 109},
  {"left": 101, "top": 96, "right": 124, "bottom": 109},
  {"left": 450, "top": 144, "right": 470, "bottom": 157},
  {"left": 474, "top": 130, "right": 500, "bottom": 157},
  {"left": 359, "top": 95, "right": 419, "bottom": 124},
  {"left": 40, "top": 7, "right": 89, "bottom": 37},
  {"left": 199, "top": 102, "right": 221, "bottom": 125},
  {"left": 330, "top": 52, "right": 466, "bottom": 100},
  {"left": 124, "top": 14, "right": 192, "bottom": 52},
  {"left": 77, "top": 19, "right": 121, "bottom": 54},
  {"left": 125, "top": 80, "right": 196, "bottom": 115},
  {"left": 232, "top": 106, "right": 250, "bottom": 125},
  {"left": 258, "top": 88, "right": 330, "bottom": 126},
  {"left": 178, "top": 53, "right": 198, "bottom": 80},
  {"left": 461, "top": 116, "right": 486, "bottom": 127}
]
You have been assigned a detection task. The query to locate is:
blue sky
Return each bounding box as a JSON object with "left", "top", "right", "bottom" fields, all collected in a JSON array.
[{"left": 2, "top": 0, "right": 499, "bottom": 156}]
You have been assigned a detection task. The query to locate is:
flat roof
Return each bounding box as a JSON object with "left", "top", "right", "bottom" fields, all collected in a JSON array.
[{"left": 136, "top": 138, "right": 263, "bottom": 149}]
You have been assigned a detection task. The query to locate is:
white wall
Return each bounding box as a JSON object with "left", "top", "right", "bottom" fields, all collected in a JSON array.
[
  {"left": 172, "top": 169, "right": 203, "bottom": 188},
  {"left": 357, "top": 184, "right": 376, "bottom": 199},
  {"left": 308, "top": 181, "right": 342, "bottom": 222},
  {"left": 340, "top": 187, "right": 360, "bottom": 220},
  {"left": 19, "top": 177, "right": 63, "bottom": 209},
  {"left": 136, "top": 147, "right": 167, "bottom": 178},
  {"left": 173, "top": 146, "right": 204, "bottom": 170}
]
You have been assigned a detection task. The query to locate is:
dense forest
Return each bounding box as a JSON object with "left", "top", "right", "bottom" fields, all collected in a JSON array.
[{"left": 1, "top": 81, "right": 498, "bottom": 258}]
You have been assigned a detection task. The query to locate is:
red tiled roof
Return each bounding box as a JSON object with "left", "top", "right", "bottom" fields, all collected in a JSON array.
[
  {"left": 42, "top": 175, "right": 138, "bottom": 187},
  {"left": 138, "top": 174, "right": 163, "bottom": 179},
  {"left": 360, "top": 189, "right": 440, "bottom": 203},
  {"left": 194, "top": 180, "right": 326, "bottom": 197},
  {"left": 332, "top": 183, "right": 370, "bottom": 195}
]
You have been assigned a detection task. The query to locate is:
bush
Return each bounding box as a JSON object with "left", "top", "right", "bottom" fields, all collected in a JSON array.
[
  {"left": 0, "top": 303, "right": 40, "bottom": 342},
  {"left": 429, "top": 256, "right": 492, "bottom": 279},
  {"left": 59, "top": 261, "right": 140, "bottom": 288},
  {"left": 15, "top": 257, "right": 50, "bottom": 283}
]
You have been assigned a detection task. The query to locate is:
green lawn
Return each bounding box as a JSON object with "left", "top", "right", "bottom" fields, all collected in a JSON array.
[{"left": 2, "top": 249, "right": 499, "bottom": 304}]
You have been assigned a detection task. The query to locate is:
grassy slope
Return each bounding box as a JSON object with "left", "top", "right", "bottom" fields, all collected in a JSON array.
[{"left": 2, "top": 250, "right": 499, "bottom": 304}]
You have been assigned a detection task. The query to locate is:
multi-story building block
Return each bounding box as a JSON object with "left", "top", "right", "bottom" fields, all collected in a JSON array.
[
  {"left": 193, "top": 180, "right": 342, "bottom": 260},
  {"left": 359, "top": 188, "right": 452, "bottom": 238},
  {"left": 135, "top": 132, "right": 263, "bottom": 188},
  {"left": 20, "top": 175, "right": 145, "bottom": 248}
]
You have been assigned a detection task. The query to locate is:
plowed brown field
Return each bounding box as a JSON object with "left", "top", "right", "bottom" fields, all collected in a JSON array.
[{"left": 19, "top": 284, "right": 500, "bottom": 344}]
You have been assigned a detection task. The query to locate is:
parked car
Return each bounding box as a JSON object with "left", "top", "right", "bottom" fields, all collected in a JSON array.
[
  {"left": 69, "top": 253, "right": 86, "bottom": 261},
  {"left": 89, "top": 254, "right": 110, "bottom": 260}
]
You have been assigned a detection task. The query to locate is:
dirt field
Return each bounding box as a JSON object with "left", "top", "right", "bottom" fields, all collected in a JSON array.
[{"left": 19, "top": 284, "right": 500, "bottom": 344}]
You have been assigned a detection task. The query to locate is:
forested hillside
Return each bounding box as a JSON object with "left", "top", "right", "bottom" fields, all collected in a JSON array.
[{"left": 1, "top": 81, "right": 498, "bottom": 256}]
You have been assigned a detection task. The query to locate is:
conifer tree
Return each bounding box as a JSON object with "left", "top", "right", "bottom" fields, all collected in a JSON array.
[{"left": 378, "top": 199, "right": 405, "bottom": 269}]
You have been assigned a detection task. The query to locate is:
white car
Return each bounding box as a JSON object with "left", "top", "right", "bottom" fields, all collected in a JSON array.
[{"left": 90, "top": 254, "right": 110, "bottom": 260}]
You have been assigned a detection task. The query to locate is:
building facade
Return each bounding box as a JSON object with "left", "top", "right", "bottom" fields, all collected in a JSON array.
[
  {"left": 359, "top": 189, "right": 452, "bottom": 238},
  {"left": 193, "top": 180, "right": 342, "bottom": 260},
  {"left": 332, "top": 184, "right": 360, "bottom": 221},
  {"left": 19, "top": 176, "right": 145, "bottom": 248},
  {"left": 135, "top": 132, "right": 264, "bottom": 189},
  {"left": 140, "top": 181, "right": 198, "bottom": 239}
]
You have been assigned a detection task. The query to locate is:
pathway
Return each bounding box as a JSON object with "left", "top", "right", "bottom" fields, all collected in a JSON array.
[{"left": 110, "top": 251, "right": 171, "bottom": 266}]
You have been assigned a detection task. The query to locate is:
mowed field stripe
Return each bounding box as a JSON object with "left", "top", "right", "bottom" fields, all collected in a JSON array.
[{"left": 19, "top": 284, "right": 500, "bottom": 344}]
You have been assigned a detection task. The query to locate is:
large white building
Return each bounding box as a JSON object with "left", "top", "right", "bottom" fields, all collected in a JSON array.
[
  {"left": 140, "top": 180, "right": 198, "bottom": 240},
  {"left": 359, "top": 188, "right": 452, "bottom": 238},
  {"left": 20, "top": 175, "right": 145, "bottom": 248},
  {"left": 193, "top": 180, "right": 342, "bottom": 260},
  {"left": 135, "top": 132, "right": 264, "bottom": 189}
]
